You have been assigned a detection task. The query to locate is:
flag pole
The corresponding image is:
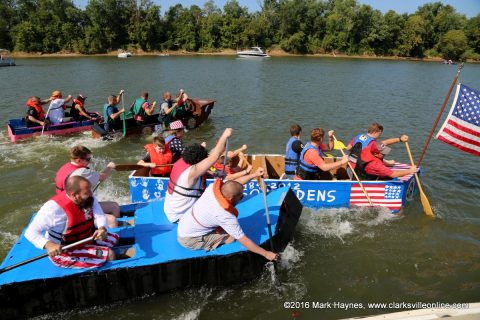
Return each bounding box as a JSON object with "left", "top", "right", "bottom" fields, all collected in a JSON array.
[{"left": 417, "top": 63, "right": 464, "bottom": 167}]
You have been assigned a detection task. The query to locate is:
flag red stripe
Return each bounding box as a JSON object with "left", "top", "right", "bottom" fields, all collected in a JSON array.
[
  {"left": 447, "top": 119, "right": 480, "bottom": 138},
  {"left": 438, "top": 135, "right": 480, "bottom": 156}
]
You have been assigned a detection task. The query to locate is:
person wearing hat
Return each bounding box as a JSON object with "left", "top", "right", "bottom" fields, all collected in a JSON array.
[
  {"left": 165, "top": 120, "right": 186, "bottom": 163},
  {"left": 69, "top": 94, "right": 99, "bottom": 122},
  {"left": 354, "top": 141, "right": 418, "bottom": 180},
  {"left": 46, "top": 90, "right": 73, "bottom": 125}
]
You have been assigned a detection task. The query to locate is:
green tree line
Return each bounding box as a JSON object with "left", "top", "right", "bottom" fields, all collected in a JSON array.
[{"left": 1, "top": 0, "right": 479, "bottom": 60}]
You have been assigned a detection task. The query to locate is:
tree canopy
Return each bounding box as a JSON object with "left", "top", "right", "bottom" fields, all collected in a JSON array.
[{"left": 0, "top": 0, "right": 478, "bottom": 60}]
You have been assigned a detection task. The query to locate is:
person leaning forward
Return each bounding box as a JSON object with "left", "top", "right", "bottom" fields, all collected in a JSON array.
[
  {"left": 24, "top": 176, "right": 119, "bottom": 268},
  {"left": 295, "top": 128, "right": 348, "bottom": 180},
  {"left": 355, "top": 141, "right": 417, "bottom": 181},
  {"left": 177, "top": 179, "right": 278, "bottom": 261}
]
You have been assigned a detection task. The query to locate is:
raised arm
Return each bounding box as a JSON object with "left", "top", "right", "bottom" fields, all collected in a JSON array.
[
  {"left": 383, "top": 134, "right": 408, "bottom": 146},
  {"left": 188, "top": 128, "right": 233, "bottom": 182}
]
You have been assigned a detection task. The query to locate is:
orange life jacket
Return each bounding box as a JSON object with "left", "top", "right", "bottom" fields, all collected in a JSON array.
[
  {"left": 49, "top": 192, "right": 95, "bottom": 245},
  {"left": 212, "top": 179, "right": 238, "bottom": 233},
  {"left": 144, "top": 143, "right": 173, "bottom": 175},
  {"left": 26, "top": 98, "right": 46, "bottom": 120}
]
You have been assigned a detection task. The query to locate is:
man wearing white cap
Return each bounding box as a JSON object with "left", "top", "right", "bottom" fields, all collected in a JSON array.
[
  {"left": 355, "top": 141, "right": 417, "bottom": 180},
  {"left": 165, "top": 120, "right": 186, "bottom": 162}
]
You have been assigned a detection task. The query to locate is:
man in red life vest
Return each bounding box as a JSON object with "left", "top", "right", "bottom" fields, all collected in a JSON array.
[
  {"left": 137, "top": 136, "right": 173, "bottom": 177},
  {"left": 25, "top": 176, "right": 119, "bottom": 268},
  {"left": 355, "top": 141, "right": 418, "bottom": 180},
  {"left": 55, "top": 145, "right": 120, "bottom": 228},
  {"left": 178, "top": 179, "right": 277, "bottom": 261},
  {"left": 25, "top": 96, "right": 49, "bottom": 127},
  {"left": 69, "top": 94, "right": 99, "bottom": 121}
]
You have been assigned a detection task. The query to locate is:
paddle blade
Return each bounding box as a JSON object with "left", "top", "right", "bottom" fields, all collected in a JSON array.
[
  {"left": 420, "top": 189, "right": 434, "bottom": 216},
  {"left": 333, "top": 139, "right": 346, "bottom": 150}
]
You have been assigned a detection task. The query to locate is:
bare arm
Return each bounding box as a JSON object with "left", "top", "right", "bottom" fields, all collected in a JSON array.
[
  {"left": 317, "top": 155, "right": 348, "bottom": 172},
  {"left": 238, "top": 236, "right": 277, "bottom": 261},
  {"left": 383, "top": 134, "right": 408, "bottom": 146},
  {"left": 188, "top": 128, "right": 233, "bottom": 183},
  {"left": 233, "top": 167, "right": 264, "bottom": 185},
  {"left": 145, "top": 101, "right": 157, "bottom": 115},
  {"left": 27, "top": 115, "right": 45, "bottom": 126},
  {"left": 389, "top": 165, "right": 417, "bottom": 178},
  {"left": 99, "top": 162, "right": 116, "bottom": 182}
]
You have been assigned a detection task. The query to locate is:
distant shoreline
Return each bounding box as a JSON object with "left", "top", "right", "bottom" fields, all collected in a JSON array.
[{"left": 10, "top": 49, "right": 474, "bottom": 63}]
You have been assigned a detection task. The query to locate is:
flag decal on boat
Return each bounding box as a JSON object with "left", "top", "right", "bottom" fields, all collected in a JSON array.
[{"left": 350, "top": 184, "right": 403, "bottom": 211}]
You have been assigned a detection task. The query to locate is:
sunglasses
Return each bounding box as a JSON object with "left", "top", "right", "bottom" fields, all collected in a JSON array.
[{"left": 83, "top": 157, "right": 92, "bottom": 162}]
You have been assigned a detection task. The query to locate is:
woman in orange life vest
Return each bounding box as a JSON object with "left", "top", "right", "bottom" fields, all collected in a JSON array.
[
  {"left": 69, "top": 94, "right": 100, "bottom": 122},
  {"left": 25, "top": 96, "right": 49, "bottom": 127},
  {"left": 137, "top": 136, "right": 173, "bottom": 177}
]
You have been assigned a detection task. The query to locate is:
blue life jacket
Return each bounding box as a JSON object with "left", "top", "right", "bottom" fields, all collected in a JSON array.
[
  {"left": 285, "top": 136, "right": 301, "bottom": 174},
  {"left": 296, "top": 142, "right": 324, "bottom": 180},
  {"left": 103, "top": 103, "right": 118, "bottom": 132},
  {"left": 348, "top": 133, "right": 375, "bottom": 165}
]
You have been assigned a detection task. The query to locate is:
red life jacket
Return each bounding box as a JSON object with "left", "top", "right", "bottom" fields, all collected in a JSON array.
[
  {"left": 212, "top": 162, "right": 233, "bottom": 174},
  {"left": 167, "top": 158, "right": 205, "bottom": 198},
  {"left": 144, "top": 143, "right": 173, "bottom": 176},
  {"left": 26, "top": 98, "right": 46, "bottom": 120},
  {"left": 55, "top": 162, "right": 87, "bottom": 194},
  {"left": 50, "top": 192, "right": 95, "bottom": 245}
]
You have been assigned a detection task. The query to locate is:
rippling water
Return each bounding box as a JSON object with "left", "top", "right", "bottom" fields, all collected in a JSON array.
[{"left": 0, "top": 56, "right": 479, "bottom": 319}]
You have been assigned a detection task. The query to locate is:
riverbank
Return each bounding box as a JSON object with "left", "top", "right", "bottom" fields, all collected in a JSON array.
[{"left": 11, "top": 49, "right": 474, "bottom": 63}]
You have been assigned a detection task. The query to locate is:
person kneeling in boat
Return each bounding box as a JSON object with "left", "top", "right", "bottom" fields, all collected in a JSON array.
[
  {"left": 25, "top": 96, "right": 49, "bottom": 127},
  {"left": 295, "top": 128, "right": 348, "bottom": 180},
  {"left": 164, "top": 128, "right": 233, "bottom": 223},
  {"left": 25, "top": 176, "right": 119, "bottom": 268},
  {"left": 46, "top": 90, "right": 73, "bottom": 125},
  {"left": 284, "top": 124, "right": 304, "bottom": 179},
  {"left": 131, "top": 91, "right": 157, "bottom": 125},
  {"left": 355, "top": 141, "right": 418, "bottom": 180},
  {"left": 137, "top": 136, "right": 173, "bottom": 177},
  {"left": 56, "top": 145, "right": 120, "bottom": 228},
  {"left": 177, "top": 179, "right": 277, "bottom": 261},
  {"left": 70, "top": 94, "right": 100, "bottom": 122}
]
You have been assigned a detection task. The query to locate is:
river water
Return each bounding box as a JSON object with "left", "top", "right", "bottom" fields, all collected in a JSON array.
[{"left": 0, "top": 56, "right": 479, "bottom": 319}]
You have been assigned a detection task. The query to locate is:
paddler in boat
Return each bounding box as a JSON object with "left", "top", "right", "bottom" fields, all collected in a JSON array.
[
  {"left": 208, "top": 144, "right": 250, "bottom": 179},
  {"left": 165, "top": 120, "right": 186, "bottom": 162},
  {"left": 345, "top": 122, "right": 409, "bottom": 178},
  {"left": 69, "top": 94, "right": 100, "bottom": 122},
  {"left": 25, "top": 96, "right": 49, "bottom": 127},
  {"left": 130, "top": 91, "right": 157, "bottom": 125},
  {"left": 354, "top": 141, "right": 418, "bottom": 180},
  {"left": 158, "top": 91, "right": 176, "bottom": 129},
  {"left": 284, "top": 124, "right": 305, "bottom": 179},
  {"left": 137, "top": 136, "right": 173, "bottom": 177},
  {"left": 46, "top": 90, "right": 73, "bottom": 125},
  {"left": 177, "top": 179, "right": 277, "bottom": 261},
  {"left": 55, "top": 145, "right": 120, "bottom": 228},
  {"left": 103, "top": 90, "right": 125, "bottom": 133},
  {"left": 24, "top": 176, "right": 119, "bottom": 268},
  {"left": 294, "top": 128, "right": 348, "bottom": 180}
]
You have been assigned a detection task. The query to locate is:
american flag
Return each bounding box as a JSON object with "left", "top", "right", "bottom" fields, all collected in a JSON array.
[
  {"left": 435, "top": 83, "right": 480, "bottom": 156},
  {"left": 350, "top": 183, "right": 403, "bottom": 211}
]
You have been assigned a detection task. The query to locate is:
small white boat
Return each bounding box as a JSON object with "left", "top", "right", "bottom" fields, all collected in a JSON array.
[
  {"left": 237, "top": 47, "right": 270, "bottom": 58},
  {"left": 117, "top": 51, "right": 133, "bottom": 58}
]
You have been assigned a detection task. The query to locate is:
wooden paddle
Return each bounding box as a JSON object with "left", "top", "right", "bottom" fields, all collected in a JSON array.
[
  {"left": 40, "top": 103, "right": 53, "bottom": 136},
  {"left": 405, "top": 142, "right": 434, "bottom": 217},
  {"left": 115, "top": 163, "right": 174, "bottom": 171},
  {"left": 332, "top": 135, "right": 374, "bottom": 207},
  {"left": 121, "top": 91, "right": 127, "bottom": 138},
  {"left": 0, "top": 236, "right": 95, "bottom": 274}
]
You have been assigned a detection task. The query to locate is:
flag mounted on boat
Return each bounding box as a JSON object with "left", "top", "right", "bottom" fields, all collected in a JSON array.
[{"left": 435, "top": 83, "right": 480, "bottom": 156}]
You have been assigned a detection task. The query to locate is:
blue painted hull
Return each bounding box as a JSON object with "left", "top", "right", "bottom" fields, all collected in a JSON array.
[
  {"left": 0, "top": 187, "right": 302, "bottom": 319},
  {"left": 129, "top": 172, "right": 416, "bottom": 213}
]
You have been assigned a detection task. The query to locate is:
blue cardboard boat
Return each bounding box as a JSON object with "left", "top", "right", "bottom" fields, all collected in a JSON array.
[
  {"left": 0, "top": 187, "right": 302, "bottom": 319},
  {"left": 129, "top": 154, "right": 417, "bottom": 213}
]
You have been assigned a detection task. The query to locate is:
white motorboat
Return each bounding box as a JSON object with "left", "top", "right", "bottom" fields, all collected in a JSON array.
[
  {"left": 237, "top": 47, "right": 270, "bottom": 58},
  {"left": 117, "top": 51, "right": 133, "bottom": 58}
]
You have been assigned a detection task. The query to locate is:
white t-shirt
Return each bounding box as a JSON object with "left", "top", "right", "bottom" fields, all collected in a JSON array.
[
  {"left": 177, "top": 184, "right": 245, "bottom": 240},
  {"left": 164, "top": 166, "right": 203, "bottom": 223},
  {"left": 70, "top": 168, "right": 101, "bottom": 188},
  {"left": 47, "top": 98, "right": 66, "bottom": 125},
  {"left": 24, "top": 197, "right": 107, "bottom": 249}
]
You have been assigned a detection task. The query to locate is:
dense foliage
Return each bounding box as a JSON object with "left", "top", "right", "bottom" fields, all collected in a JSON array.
[{"left": 1, "top": 0, "right": 479, "bottom": 60}]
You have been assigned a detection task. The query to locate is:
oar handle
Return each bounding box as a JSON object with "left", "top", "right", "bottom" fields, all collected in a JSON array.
[
  {"left": 332, "top": 135, "right": 374, "bottom": 207},
  {"left": 0, "top": 236, "right": 95, "bottom": 274}
]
